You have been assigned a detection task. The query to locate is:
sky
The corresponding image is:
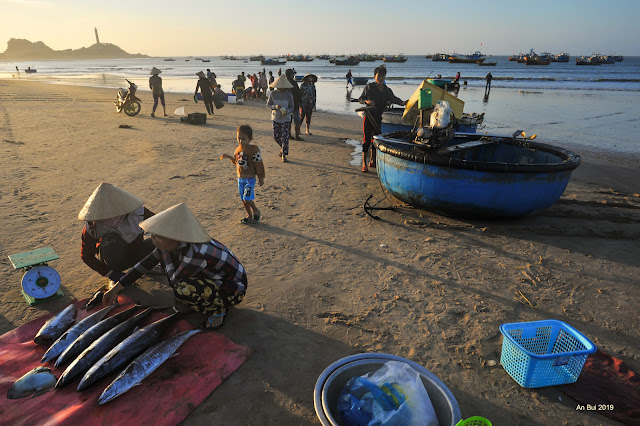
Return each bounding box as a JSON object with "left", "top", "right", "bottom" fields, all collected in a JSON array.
[{"left": 1, "top": 0, "right": 639, "bottom": 57}]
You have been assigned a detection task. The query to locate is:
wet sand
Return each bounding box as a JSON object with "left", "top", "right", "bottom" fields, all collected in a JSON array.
[{"left": 0, "top": 80, "right": 638, "bottom": 425}]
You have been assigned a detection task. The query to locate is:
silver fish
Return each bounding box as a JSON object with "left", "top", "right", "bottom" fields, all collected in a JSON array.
[
  {"left": 33, "top": 304, "right": 77, "bottom": 345},
  {"left": 7, "top": 366, "right": 57, "bottom": 399},
  {"left": 77, "top": 313, "right": 177, "bottom": 391},
  {"left": 41, "top": 305, "right": 117, "bottom": 364},
  {"left": 55, "top": 308, "right": 153, "bottom": 389},
  {"left": 55, "top": 305, "right": 141, "bottom": 368},
  {"left": 98, "top": 329, "right": 202, "bottom": 404}
]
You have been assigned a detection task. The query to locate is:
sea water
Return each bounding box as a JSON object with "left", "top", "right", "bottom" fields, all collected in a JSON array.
[{"left": 1, "top": 56, "right": 639, "bottom": 155}]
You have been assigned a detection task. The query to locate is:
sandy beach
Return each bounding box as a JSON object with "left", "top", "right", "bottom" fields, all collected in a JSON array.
[{"left": 1, "top": 80, "right": 639, "bottom": 425}]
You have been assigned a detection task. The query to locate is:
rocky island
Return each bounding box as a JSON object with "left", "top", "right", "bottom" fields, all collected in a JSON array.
[{"left": 0, "top": 38, "right": 149, "bottom": 60}]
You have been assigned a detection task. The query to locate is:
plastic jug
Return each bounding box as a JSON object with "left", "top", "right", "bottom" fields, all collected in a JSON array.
[{"left": 418, "top": 89, "right": 432, "bottom": 110}]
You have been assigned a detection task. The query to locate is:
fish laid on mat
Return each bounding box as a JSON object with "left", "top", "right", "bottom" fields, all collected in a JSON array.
[
  {"left": 77, "top": 313, "right": 178, "bottom": 391},
  {"left": 34, "top": 304, "right": 77, "bottom": 345},
  {"left": 55, "top": 305, "right": 141, "bottom": 368},
  {"left": 41, "top": 305, "right": 117, "bottom": 364},
  {"left": 7, "top": 366, "right": 57, "bottom": 399},
  {"left": 55, "top": 308, "right": 153, "bottom": 389},
  {"left": 98, "top": 329, "right": 202, "bottom": 404}
]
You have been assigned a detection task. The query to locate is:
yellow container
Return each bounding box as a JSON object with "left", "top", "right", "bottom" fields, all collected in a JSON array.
[{"left": 403, "top": 80, "right": 464, "bottom": 124}]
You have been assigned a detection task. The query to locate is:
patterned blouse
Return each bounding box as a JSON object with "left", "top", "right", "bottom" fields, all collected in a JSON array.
[
  {"left": 120, "top": 239, "right": 247, "bottom": 294},
  {"left": 300, "top": 82, "right": 316, "bottom": 109}
]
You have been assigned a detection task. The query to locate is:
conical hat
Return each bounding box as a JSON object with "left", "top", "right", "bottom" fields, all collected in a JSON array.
[
  {"left": 196, "top": 71, "right": 206, "bottom": 79},
  {"left": 269, "top": 74, "right": 293, "bottom": 89},
  {"left": 150, "top": 67, "right": 162, "bottom": 75},
  {"left": 139, "top": 203, "right": 210, "bottom": 243},
  {"left": 78, "top": 183, "right": 143, "bottom": 221},
  {"left": 303, "top": 73, "right": 317, "bottom": 83}
]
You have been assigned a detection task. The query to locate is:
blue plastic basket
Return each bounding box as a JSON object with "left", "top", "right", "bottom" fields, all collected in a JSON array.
[{"left": 499, "top": 320, "right": 596, "bottom": 388}]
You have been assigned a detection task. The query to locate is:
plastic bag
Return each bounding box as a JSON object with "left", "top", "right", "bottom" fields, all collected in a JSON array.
[
  {"left": 429, "top": 100, "right": 452, "bottom": 129},
  {"left": 337, "top": 361, "right": 438, "bottom": 426}
]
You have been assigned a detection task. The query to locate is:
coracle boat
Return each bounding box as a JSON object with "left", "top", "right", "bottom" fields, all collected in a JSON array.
[
  {"left": 426, "top": 78, "right": 450, "bottom": 88},
  {"left": 352, "top": 77, "right": 369, "bottom": 86},
  {"left": 373, "top": 131, "right": 580, "bottom": 218},
  {"left": 24, "top": 68, "right": 37, "bottom": 73}
]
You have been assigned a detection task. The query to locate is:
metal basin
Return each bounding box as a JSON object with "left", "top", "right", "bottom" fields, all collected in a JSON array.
[{"left": 314, "top": 353, "right": 461, "bottom": 426}]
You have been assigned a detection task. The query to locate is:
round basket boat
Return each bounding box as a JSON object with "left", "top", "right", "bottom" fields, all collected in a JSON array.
[{"left": 373, "top": 131, "right": 581, "bottom": 218}]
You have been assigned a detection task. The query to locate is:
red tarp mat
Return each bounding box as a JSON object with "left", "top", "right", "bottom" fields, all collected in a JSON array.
[
  {"left": 559, "top": 349, "right": 640, "bottom": 424},
  {"left": 0, "top": 297, "right": 253, "bottom": 426}
]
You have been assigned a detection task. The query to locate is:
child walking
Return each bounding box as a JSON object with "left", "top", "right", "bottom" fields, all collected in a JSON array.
[{"left": 221, "top": 125, "right": 265, "bottom": 223}]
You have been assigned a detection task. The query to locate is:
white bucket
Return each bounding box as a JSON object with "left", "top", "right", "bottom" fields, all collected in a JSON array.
[{"left": 228, "top": 94, "right": 236, "bottom": 104}]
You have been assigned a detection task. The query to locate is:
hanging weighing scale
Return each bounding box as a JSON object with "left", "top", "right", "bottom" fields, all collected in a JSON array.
[{"left": 8, "top": 247, "right": 64, "bottom": 306}]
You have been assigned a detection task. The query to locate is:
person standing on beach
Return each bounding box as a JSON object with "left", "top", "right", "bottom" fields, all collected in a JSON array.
[
  {"left": 285, "top": 69, "right": 304, "bottom": 141},
  {"left": 221, "top": 124, "right": 265, "bottom": 223},
  {"left": 485, "top": 72, "right": 492, "bottom": 95},
  {"left": 259, "top": 72, "right": 268, "bottom": 99},
  {"left": 268, "top": 71, "right": 274, "bottom": 85},
  {"left": 149, "top": 67, "right": 167, "bottom": 117},
  {"left": 267, "top": 75, "right": 294, "bottom": 162},
  {"left": 277, "top": 68, "right": 282, "bottom": 76},
  {"left": 196, "top": 71, "right": 215, "bottom": 115},
  {"left": 346, "top": 70, "right": 353, "bottom": 88},
  {"left": 234, "top": 74, "right": 246, "bottom": 100},
  {"left": 300, "top": 73, "right": 317, "bottom": 135},
  {"left": 102, "top": 203, "right": 247, "bottom": 329},
  {"left": 454, "top": 71, "right": 461, "bottom": 83},
  {"left": 359, "top": 65, "right": 407, "bottom": 172},
  {"left": 206, "top": 68, "right": 217, "bottom": 87}
]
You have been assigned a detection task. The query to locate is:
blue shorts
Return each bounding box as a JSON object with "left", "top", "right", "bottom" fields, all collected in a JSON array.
[{"left": 238, "top": 178, "right": 256, "bottom": 201}]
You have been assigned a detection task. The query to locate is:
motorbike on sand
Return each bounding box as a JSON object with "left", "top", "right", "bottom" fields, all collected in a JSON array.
[{"left": 114, "top": 80, "right": 141, "bottom": 116}]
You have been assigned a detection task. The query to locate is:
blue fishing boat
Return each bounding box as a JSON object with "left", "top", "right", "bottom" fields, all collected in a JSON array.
[
  {"left": 373, "top": 131, "right": 580, "bottom": 218},
  {"left": 352, "top": 77, "right": 369, "bottom": 86}
]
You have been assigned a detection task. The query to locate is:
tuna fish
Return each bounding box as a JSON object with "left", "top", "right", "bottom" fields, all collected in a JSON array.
[
  {"left": 55, "top": 305, "right": 141, "bottom": 368},
  {"left": 7, "top": 366, "right": 57, "bottom": 399},
  {"left": 77, "top": 313, "right": 178, "bottom": 391},
  {"left": 33, "top": 304, "right": 77, "bottom": 345},
  {"left": 41, "top": 305, "right": 117, "bottom": 364},
  {"left": 55, "top": 308, "right": 153, "bottom": 389},
  {"left": 98, "top": 329, "right": 202, "bottom": 404}
]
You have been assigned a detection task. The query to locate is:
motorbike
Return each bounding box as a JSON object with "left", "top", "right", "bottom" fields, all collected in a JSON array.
[{"left": 114, "top": 80, "right": 141, "bottom": 116}]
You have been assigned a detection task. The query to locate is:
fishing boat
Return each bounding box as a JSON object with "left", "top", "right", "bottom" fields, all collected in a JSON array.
[
  {"left": 598, "top": 55, "right": 616, "bottom": 64},
  {"left": 261, "top": 58, "right": 286, "bottom": 65},
  {"left": 287, "top": 54, "right": 314, "bottom": 62},
  {"left": 477, "top": 61, "right": 496, "bottom": 66},
  {"left": 24, "top": 68, "right": 37, "bottom": 73},
  {"left": 163, "top": 58, "right": 175, "bottom": 61},
  {"left": 352, "top": 77, "right": 369, "bottom": 86},
  {"left": 575, "top": 55, "right": 601, "bottom": 65},
  {"left": 317, "top": 54, "right": 331, "bottom": 60},
  {"left": 383, "top": 54, "right": 408, "bottom": 63},
  {"left": 201, "top": 59, "right": 210, "bottom": 62},
  {"left": 250, "top": 55, "right": 265, "bottom": 61},
  {"left": 373, "top": 131, "right": 580, "bottom": 218},
  {"left": 525, "top": 56, "right": 551, "bottom": 65},
  {"left": 552, "top": 53, "right": 570, "bottom": 62},
  {"left": 334, "top": 57, "right": 360, "bottom": 66},
  {"left": 449, "top": 52, "right": 486, "bottom": 63},
  {"left": 432, "top": 53, "right": 449, "bottom": 61},
  {"left": 612, "top": 55, "right": 624, "bottom": 62},
  {"left": 426, "top": 78, "right": 450, "bottom": 88}
]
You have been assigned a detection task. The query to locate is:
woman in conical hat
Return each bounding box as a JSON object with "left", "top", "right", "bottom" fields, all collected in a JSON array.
[
  {"left": 266, "top": 74, "right": 295, "bottom": 162},
  {"left": 149, "top": 67, "right": 166, "bottom": 117},
  {"left": 300, "top": 73, "right": 317, "bottom": 136},
  {"left": 79, "top": 183, "right": 155, "bottom": 285},
  {"left": 103, "top": 203, "right": 247, "bottom": 329}
]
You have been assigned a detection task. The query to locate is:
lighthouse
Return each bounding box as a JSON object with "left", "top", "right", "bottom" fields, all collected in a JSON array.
[{"left": 94, "top": 27, "right": 100, "bottom": 45}]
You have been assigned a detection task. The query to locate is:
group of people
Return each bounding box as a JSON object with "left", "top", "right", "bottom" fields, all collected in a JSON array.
[{"left": 80, "top": 182, "right": 249, "bottom": 329}]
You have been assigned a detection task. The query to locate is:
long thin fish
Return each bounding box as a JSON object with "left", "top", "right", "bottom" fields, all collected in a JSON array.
[
  {"left": 41, "top": 305, "right": 117, "bottom": 364},
  {"left": 7, "top": 366, "right": 57, "bottom": 399},
  {"left": 55, "top": 308, "right": 153, "bottom": 389},
  {"left": 98, "top": 329, "right": 202, "bottom": 404},
  {"left": 77, "top": 313, "right": 178, "bottom": 391},
  {"left": 55, "top": 305, "right": 141, "bottom": 367},
  {"left": 34, "top": 304, "right": 77, "bottom": 345}
]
